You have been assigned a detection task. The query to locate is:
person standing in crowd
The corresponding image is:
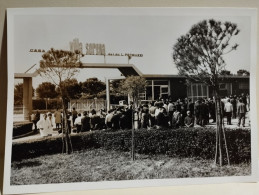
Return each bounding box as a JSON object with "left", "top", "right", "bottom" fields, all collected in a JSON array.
[
  {"left": 241, "top": 93, "right": 247, "bottom": 106},
  {"left": 200, "top": 99, "right": 209, "bottom": 126},
  {"left": 31, "top": 112, "right": 36, "bottom": 130},
  {"left": 111, "top": 109, "right": 121, "bottom": 130},
  {"left": 224, "top": 98, "right": 233, "bottom": 125},
  {"left": 119, "top": 110, "right": 127, "bottom": 130},
  {"left": 237, "top": 99, "right": 246, "bottom": 127},
  {"left": 47, "top": 112, "right": 54, "bottom": 136},
  {"left": 208, "top": 98, "right": 216, "bottom": 123},
  {"left": 125, "top": 106, "right": 133, "bottom": 129},
  {"left": 81, "top": 111, "right": 91, "bottom": 132},
  {"left": 194, "top": 99, "right": 201, "bottom": 125},
  {"left": 168, "top": 100, "right": 174, "bottom": 127},
  {"left": 71, "top": 107, "right": 78, "bottom": 126},
  {"left": 180, "top": 104, "right": 187, "bottom": 127},
  {"left": 105, "top": 110, "right": 114, "bottom": 130},
  {"left": 31, "top": 110, "right": 40, "bottom": 132},
  {"left": 230, "top": 95, "right": 237, "bottom": 119},
  {"left": 246, "top": 94, "right": 250, "bottom": 112},
  {"left": 184, "top": 111, "right": 194, "bottom": 127},
  {"left": 58, "top": 112, "right": 72, "bottom": 134},
  {"left": 149, "top": 102, "right": 156, "bottom": 127},
  {"left": 141, "top": 108, "right": 150, "bottom": 129},
  {"left": 156, "top": 107, "right": 165, "bottom": 129},
  {"left": 54, "top": 108, "right": 62, "bottom": 131},
  {"left": 37, "top": 113, "right": 53, "bottom": 137},
  {"left": 188, "top": 99, "right": 194, "bottom": 116},
  {"left": 74, "top": 113, "right": 82, "bottom": 133},
  {"left": 162, "top": 100, "right": 168, "bottom": 113},
  {"left": 172, "top": 107, "right": 181, "bottom": 128},
  {"left": 90, "top": 109, "right": 101, "bottom": 130}
]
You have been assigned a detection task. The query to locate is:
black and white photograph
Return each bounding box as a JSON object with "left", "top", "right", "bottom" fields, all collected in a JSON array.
[{"left": 3, "top": 7, "right": 258, "bottom": 194}]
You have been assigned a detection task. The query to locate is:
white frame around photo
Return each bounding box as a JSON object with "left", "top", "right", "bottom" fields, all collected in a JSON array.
[{"left": 3, "top": 7, "right": 258, "bottom": 194}]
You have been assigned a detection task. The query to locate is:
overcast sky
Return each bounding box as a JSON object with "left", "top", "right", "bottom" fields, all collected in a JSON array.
[{"left": 11, "top": 8, "right": 251, "bottom": 88}]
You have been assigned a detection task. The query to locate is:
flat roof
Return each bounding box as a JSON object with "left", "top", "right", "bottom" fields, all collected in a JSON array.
[{"left": 14, "top": 63, "right": 250, "bottom": 79}]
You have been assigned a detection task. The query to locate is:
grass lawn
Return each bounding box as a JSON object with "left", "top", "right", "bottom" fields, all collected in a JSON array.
[{"left": 11, "top": 149, "right": 251, "bottom": 185}]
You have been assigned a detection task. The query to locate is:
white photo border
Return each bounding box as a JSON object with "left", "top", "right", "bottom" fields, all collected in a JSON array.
[{"left": 4, "top": 7, "right": 258, "bottom": 195}]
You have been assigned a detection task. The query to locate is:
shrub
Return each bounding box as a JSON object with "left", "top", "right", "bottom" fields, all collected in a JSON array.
[
  {"left": 13, "top": 121, "right": 33, "bottom": 138},
  {"left": 12, "top": 127, "right": 250, "bottom": 164}
]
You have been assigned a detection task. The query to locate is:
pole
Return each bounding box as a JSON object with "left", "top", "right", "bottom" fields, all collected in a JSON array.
[
  {"left": 132, "top": 108, "right": 135, "bottom": 161},
  {"left": 106, "top": 78, "right": 110, "bottom": 111}
]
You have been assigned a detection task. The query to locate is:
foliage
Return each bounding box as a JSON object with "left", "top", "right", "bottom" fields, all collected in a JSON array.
[
  {"left": 38, "top": 48, "right": 84, "bottom": 154},
  {"left": 81, "top": 78, "right": 106, "bottom": 97},
  {"left": 219, "top": 70, "right": 232, "bottom": 76},
  {"left": 110, "top": 80, "right": 121, "bottom": 94},
  {"left": 12, "top": 127, "right": 250, "bottom": 164},
  {"left": 172, "top": 19, "right": 240, "bottom": 86},
  {"left": 32, "top": 99, "right": 62, "bottom": 110},
  {"left": 36, "top": 82, "right": 58, "bottom": 99},
  {"left": 14, "top": 83, "right": 35, "bottom": 105},
  {"left": 14, "top": 83, "right": 23, "bottom": 105},
  {"left": 237, "top": 69, "right": 250, "bottom": 76},
  {"left": 119, "top": 76, "right": 146, "bottom": 106},
  {"left": 172, "top": 19, "right": 240, "bottom": 166},
  {"left": 13, "top": 121, "right": 33, "bottom": 137},
  {"left": 38, "top": 48, "right": 82, "bottom": 85},
  {"left": 58, "top": 78, "right": 82, "bottom": 100}
]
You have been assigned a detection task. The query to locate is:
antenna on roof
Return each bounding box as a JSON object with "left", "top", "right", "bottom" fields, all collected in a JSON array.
[{"left": 24, "top": 64, "right": 37, "bottom": 73}]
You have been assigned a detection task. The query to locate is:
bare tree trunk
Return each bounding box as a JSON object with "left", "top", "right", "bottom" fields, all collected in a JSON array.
[
  {"left": 61, "top": 96, "right": 73, "bottom": 154},
  {"left": 131, "top": 106, "right": 135, "bottom": 161},
  {"left": 214, "top": 88, "right": 229, "bottom": 166}
]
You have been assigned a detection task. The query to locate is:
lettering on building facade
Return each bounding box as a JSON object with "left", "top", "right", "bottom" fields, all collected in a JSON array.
[{"left": 29, "top": 49, "right": 46, "bottom": 52}]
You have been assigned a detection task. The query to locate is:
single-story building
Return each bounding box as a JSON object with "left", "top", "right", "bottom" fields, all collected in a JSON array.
[{"left": 140, "top": 75, "right": 249, "bottom": 102}]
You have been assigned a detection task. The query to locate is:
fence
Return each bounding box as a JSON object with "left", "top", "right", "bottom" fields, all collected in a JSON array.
[{"left": 68, "top": 99, "right": 106, "bottom": 113}]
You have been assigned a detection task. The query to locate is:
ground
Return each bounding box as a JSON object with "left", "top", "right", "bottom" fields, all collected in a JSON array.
[
  {"left": 11, "top": 149, "right": 251, "bottom": 185},
  {"left": 11, "top": 113, "right": 251, "bottom": 185}
]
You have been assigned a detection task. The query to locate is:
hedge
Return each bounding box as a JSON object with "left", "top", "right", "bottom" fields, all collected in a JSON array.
[
  {"left": 33, "top": 99, "right": 63, "bottom": 110},
  {"left": 13, "top": 121, "right": 33, "bottom": 138},
  {"left": 12, "top": 127, "right": 251, "bottom": 164}
]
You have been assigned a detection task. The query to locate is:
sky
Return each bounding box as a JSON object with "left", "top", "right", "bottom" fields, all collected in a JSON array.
[{"left": 11, "top": 8, "right": 252, "bottom": 88}]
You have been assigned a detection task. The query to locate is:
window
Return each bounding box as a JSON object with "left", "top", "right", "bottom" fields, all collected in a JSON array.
[
  {"left": 239, "top": 82, "right": 249, "bottom": 89},
  {"left": 219, "top": 83, "right": 232, "bottom": 96},
  {"left": 219, "top": 83, "right": 226, "bottom": 89},
  {"left": 187, "top": 84, "right": 208, "bottom": 102},
  {"left": 143, "top": 80, "right": 169, "bottom": 101}
]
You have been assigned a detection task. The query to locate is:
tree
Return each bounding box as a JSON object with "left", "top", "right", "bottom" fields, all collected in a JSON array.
[
  {"left": 38, "top": 48, "right": 83, "bottom": 154},
  {"left": 110, "top": 79, "right": 121, "bottom": 94},
  {"left": 36, "top": 82, "right": 58, "bottom": 99},
  {"left": 237, "top": 69, "right": 250, "bottom": 76},
  {"left": 14, "top": 83, "right": 35, "bottom": 105},
  {"left": 119, "top": 76, "right": 147, "bottom": 160},
  {"left": 119, "top": 76, "right": 147, "bottom": 108},
  {"left": 219, "top": 70, "right": 232, "bottom": 76},
  {"left": 14, "top": 83, "right": 24, "bottom": 105},
  {"left": 173, "top": 19, "right": 240, "bottom": 166},
  {"left": 58, "top": 78, "right": 82, "bottom": 100},
  {"left": 82, "top": 78, "right": 106, "bottom": 97}
]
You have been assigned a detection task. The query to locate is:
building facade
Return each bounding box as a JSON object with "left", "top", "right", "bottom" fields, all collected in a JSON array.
[{"left": 140, "top": 75, "right": 249, "bottom": 102}]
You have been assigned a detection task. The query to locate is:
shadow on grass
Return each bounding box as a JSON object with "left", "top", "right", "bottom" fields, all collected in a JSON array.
[{"left": 12, "top": 159, "right": 42, "bottom": 169}]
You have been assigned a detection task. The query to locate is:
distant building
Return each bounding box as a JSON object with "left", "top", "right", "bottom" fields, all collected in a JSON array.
[{"left": 140, "top": 75, "right": 249, "bottom": 102}]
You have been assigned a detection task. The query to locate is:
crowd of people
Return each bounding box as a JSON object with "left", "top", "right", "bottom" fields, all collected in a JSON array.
[{"left": 31, "top": 93, "right": 250, "bottom": 137}]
